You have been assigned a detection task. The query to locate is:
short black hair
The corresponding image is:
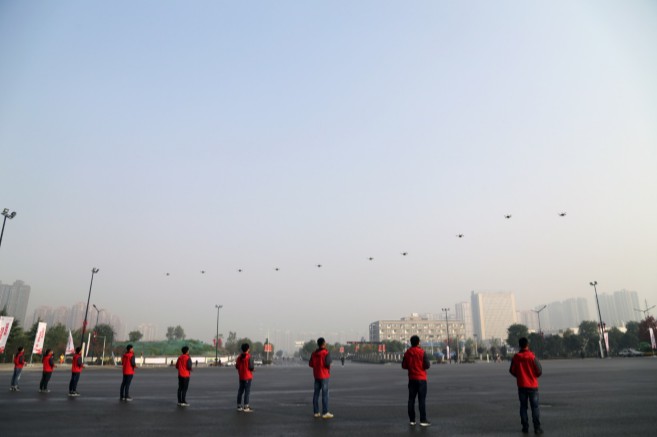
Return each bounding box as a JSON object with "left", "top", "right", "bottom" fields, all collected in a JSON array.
[
  {"left": 317, "top": 337, "right": 326, "bottom": 347},
  {"left": 181, "top": 346, "right": 189, "bottom": 354},
  {"left": 241, "top": 343, "right": 250, "bottom": 353},
  {"left": 75, "top": 346, "right": 82, "bottom": 354},
  {"left": 519, "top": 337, "right": 529, "bottom": 349},
  {"left": 410, "top": 335, "right": 420, "bottom": 346}
]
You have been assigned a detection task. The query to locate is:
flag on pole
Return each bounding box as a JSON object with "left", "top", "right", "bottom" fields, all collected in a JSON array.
[
  {"left": 32, "top": 322, "right": 47, "bottom": 354},
  {"left": 0, "top": 316, "right": 14, "bottom": 353},
  {"left": 66, "top": 330, "right": 75, "bottom": 354},
  {"left": 649, "top": 327, "right": 656, "bottom": 350}
]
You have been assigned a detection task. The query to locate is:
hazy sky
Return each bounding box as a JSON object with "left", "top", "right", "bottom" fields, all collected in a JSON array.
[{"left": 1, "top": 1, "right": 656, "bottom": 347}]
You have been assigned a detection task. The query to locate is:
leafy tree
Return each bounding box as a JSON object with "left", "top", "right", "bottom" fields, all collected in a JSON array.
[
  {"left": 275, "top": 350, "right": 284, "bottom": 358},
  {"left": 44, "top": 324, "right": 68, "bottom": 355},
  {"left": 166, "top": 327, "right": 175, "bottom": 341},
  {"left": 382, "top": 340, "right": 404, "bottom": 353},
  {"left": 579, "top": 321, "right": 601, "bottom": 357},
  {"left": 507, "top": 324, "right": 529, "bottom": 349},
  {"left": 637, "top": 317, "right": 656, "bottom": 347},
  {"left": 607, "top": 327, "right": 624, "bottom": 355},
  {"left": 563, "top": 329, "right": 582, "bottom": 357},
  {"left": 301, "top": 340, "right": 316, "bottom": 359},
  {"left": 527, "top": 333, "right": 544, "bottom": 358},
  {"left": 620, "top": 321, "right": 640, "bottom": 350},
  {"left": 544, "top": 334, "right": 564, "bottom": 358},
  {"left": 128, "top": 331, "right": 143, "bottom": 342},
  {"left": 173, "top": 325, "right": 185, "bottom": 340},
  {"left": 90, "top": 324, "right": 116, "bottom": 362}
]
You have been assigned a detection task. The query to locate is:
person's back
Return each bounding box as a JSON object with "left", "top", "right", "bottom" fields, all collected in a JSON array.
[
  {"left": 309, "top": 348, "right": 331, "bottom": 380},
  {"left": 402, "top": 346, "right": 429, "bottom": 380},
  {"left": 509, "top": 349, "right": 541, "bottom": 388}
]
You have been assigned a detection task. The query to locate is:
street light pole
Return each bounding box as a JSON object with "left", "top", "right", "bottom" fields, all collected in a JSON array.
[
  {"left": 79, "top": 268, "right": 100, "bottom": 352},
  {"left": 590, "top": 281, "right": 606, "bottom": 359},
  {"left": 442, "top": 308, "right": 451, "bottom": 363},
  {"left": 532, "top": 305, "right": 547, "bottom": 358},
  {"left": 215, "top": 304, "right": 223, "bottom": 366},
  {"left": 91, "top": 304, "right": 104, "bottom": 364},
  {"left": 0, "top": 208, "right": 18, "bottom": 252}
]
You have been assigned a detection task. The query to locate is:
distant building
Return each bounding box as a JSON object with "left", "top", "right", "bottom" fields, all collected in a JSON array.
[
  {"left": 598, "top": 290, "right": 641, "bottom": 328},
  {"left": 517, "top": 310, "right": 539, "bottom": 332},
  {"left": 471, "top": 291, "right": 517, "bottom": 342},
  {"left": 0, "top": 280, "right": 31, "bottom": 326},
  {"left": 455, "top": 301, "right": 474, "bottom": 339},
  {"left": 137, "top": 323, "right": 158, "bottom": 341},
  {"left": 369, "top": 313, "right": 466, "bottom": 345}
]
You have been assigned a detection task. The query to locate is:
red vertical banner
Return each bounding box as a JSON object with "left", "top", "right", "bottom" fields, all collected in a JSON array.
[{"left": 382, "top": 344, "right": 386, "bottom": 353}]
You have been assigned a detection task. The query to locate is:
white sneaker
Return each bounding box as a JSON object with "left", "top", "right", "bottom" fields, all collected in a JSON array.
[
  {"left": 243, "top": 405, "right": 253, "bottom": 413},
  {"left": 410, "top": 422, "right": 416, "bottom": 426},
  {"left": 237, "top": 405, "right": 244, "bottom": 412},
  {"left": 322, "top": 412, "right": 334, "bottom": 419},
  {"left": 313, "top": 413, "right": 321, "bottom": 418}
]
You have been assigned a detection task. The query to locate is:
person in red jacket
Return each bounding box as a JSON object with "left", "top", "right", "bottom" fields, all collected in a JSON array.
[
  {"left": 309, "top": 337, "right": 333, "bottom": 419},
  {"left": 509, "top": 337, "right": 543, "bottom": 435},
  {"left": 68, "top": 346, "right": 84, "bottom": 396},
  {"left": 120, "top": 344, "right": 137, "bottom": 402},
  {"left": 235, "top": 343, "right": 255, "bottom": 412},
  {"left": 402, "top": 335, "right": 431, "bottom": 427},
  {"left": 176, "top": 345, "right": 192, "bottom": 407},
  {"left": 10, "top": 346, "right": 25, "bottom": 391},
  {"left": 39, "top": 349, "right": 56, "bottom": 393}
]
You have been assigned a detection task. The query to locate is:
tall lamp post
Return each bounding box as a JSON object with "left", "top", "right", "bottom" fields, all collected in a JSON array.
[
  {"left": 532, "top": 305, "right": 547, "bottom": 358},
  {"left": 79, "top": 268, "right": 100, "bottom": 352},
  {"left": 442, "top": 308, "right": 451, "bottom": 363},
  {"left": 590, "top": 281, "right": 606, "bottom": 359},
  {"left": 91, "top": 304, "right": 104, "bottom": 363},
  {"left": 0, "top": 208, "right": 17, "bottom": 251},
  {"left": 215, "top": 304, "right": 223, "bottom": 366}
]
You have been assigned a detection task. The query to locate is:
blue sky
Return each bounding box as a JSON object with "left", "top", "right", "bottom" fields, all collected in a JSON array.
[{"left": 1, "top": 1, "right": 656, "bottom": 347}]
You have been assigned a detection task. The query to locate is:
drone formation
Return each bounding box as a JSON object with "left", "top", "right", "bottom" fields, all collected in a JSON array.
[{"left": 161, "top": 212, "right": 567, "bottom": 277}]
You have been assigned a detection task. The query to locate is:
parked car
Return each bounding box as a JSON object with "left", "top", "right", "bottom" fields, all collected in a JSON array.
[{"left": 618, "top": 348, "right": 643, "bottom": 357}]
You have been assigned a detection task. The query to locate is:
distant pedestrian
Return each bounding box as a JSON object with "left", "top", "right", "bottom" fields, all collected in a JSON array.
[
  {"left": 402, "top": 335, "right": 431, "bottom": 427},
  {"left": 509, "top": 337, "right": 543, "bottom": 435},
  {"left": 175, "top": 346, "right": 192, "bottom": 406},
  {"left": 39, "top": 349, "right": 56, "bottom": 393},
  {"left": 309, "top": 337, "right": 333, "bottom": 419},
  {"left": 68, "top": 346, "right": 84, "bottom": 396},
  {"left": 120, "top": 344, "right": 137, "bottom": 401},
  {"left": 341, "top": 356, "right": 345, "bottom": 366},
  {"left": 10, "top": 346, "right": 25, "bottom": 391},
  {"left": 235, "top": 343, "right": 255, "bottom": 412}
]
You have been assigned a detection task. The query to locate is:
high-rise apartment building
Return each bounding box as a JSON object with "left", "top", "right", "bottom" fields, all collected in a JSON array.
[
  {"left": 137, "top": 323, "right": 158, "bottom": 341},
  {"left": 455, "top": 301, "right": 473, "bottom": 339},
  {"left": 598, "top": 290, "right": 641, "bottom": 327},
  {"left": 471, "top": 291, "right": 517, "bottom": 342},
  {"left": 0, "top": 280, "right": 31, "bottom": 325}
]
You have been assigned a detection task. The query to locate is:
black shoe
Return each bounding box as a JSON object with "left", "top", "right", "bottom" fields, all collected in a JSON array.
[{"left": 535, "top": 429, "right": 544, "bottom": 435}]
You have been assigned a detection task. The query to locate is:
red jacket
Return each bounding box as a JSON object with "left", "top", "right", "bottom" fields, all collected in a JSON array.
[
  {"left": 72, "top": 353, "right": 84, "bottom": 373},
  {"left": 14, "top": 351, "right": 25, "bottom": 369},
  {"left": 309, "top": 348, "right": 331, "bottom": 380},
  {"left": 402, "top": 346, "right": 430, "bottom": 380},
  {"left": 236, "top": 352, "right": 254, "bottom": 381},
  {"left": 43, "top": 353, "right": 55, "bottom": 373},
  {"left": 176, "top": 354, "right": 192, "bottom": 378},
  {"left": 509, "top": 349, "right": 542, "bottom": 388},
  {"left": 122, "top": 351, "right": 136, "bottom": 375}
]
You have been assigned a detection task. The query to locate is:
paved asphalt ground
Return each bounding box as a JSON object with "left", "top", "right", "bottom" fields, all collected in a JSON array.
[{"left": 1, "top": 357, "right": 656, "bottom": 436}]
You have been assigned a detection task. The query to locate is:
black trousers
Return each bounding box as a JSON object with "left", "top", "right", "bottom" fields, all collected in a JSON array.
[
  {"left": 177, "top": 376, "right": 190, "bottom": 403},
  {"left": 39, "top": 372, "right": 52, "bottom": 390},
  {"left": 408, "top": 379, "right": 428, "bottom": 423},
  {"left": 120, "top": 374, "right": 133, "bottom": 398}
]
